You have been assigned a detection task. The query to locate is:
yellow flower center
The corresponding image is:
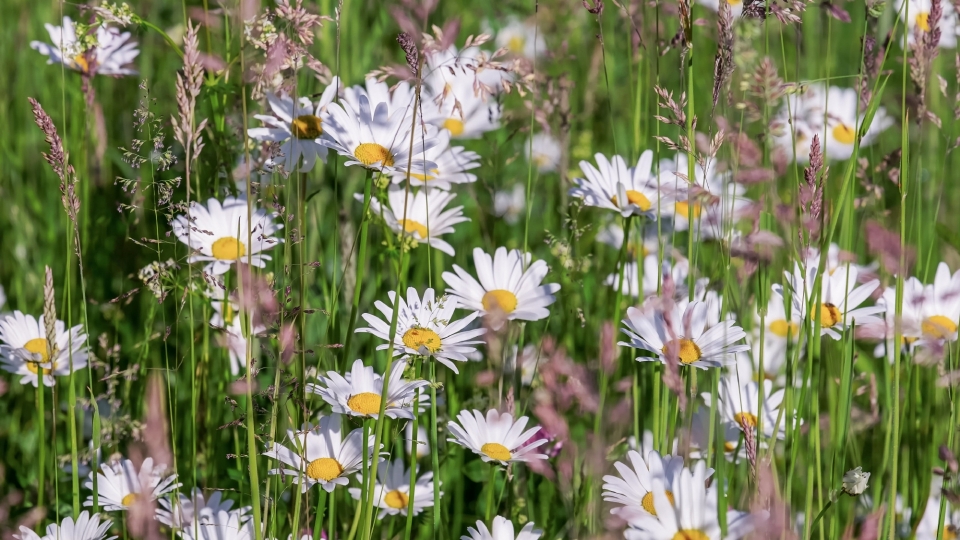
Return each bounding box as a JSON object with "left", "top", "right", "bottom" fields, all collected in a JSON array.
[
  {"left": 723, "top": 441, "right": 737, "bottom": 452},
  {"left": 384, "top": 489, "right": 409, "bottom": 509},
  {"left": 402, "top": 328, "right": 442, "bottom": 353},
  {"left": 347, "top": 392, "right": 382, "bottom": 415},
  {"left": 399, "top": 219, "right": 429, "bottom": 239},
  {"left": 819, "top": 303, "right": 842, "bottom": 327},
  {"left": 443, "top": 118, "right": 465, "bottom": 137},
  {"left": 409, "top": 168, "right": 441, "bottom": 181},
  {"left": 727, "top": 0, "right": 743, "bottom": 4},
  {"left": 917, "top": 12, "right": 931, "bottom": 32},
  {"left": 73, "top": 54, "right": 90, "bottom": 73},
  {"left": 222, "top": 303, "right": 235, "bottom": 325},
  {"left": 211, "top": 237, "right": 246, "bottom": 260},
  {"left": 25, "top": 362, "right": 53, "bottom": 375},
  {"left": 507, "top": 36, "right": 526, "bottom": 54},
  {"left": 735, "top": 412, "right": 758, "bottom": 428},
  {"left": 354, "top": 143, "right": 395, "bottom": 167},
  {"left": 291, "top": 114, "right": 323, "bottom": 139},
  {"left": 610, "top": 190, "right": 653, "bottom": 211},
  {"left": 305, "top": 457, "right": 343, "bottom": 481},
  {"left": 945, "top": 525, "right": 958, "bottom": 540},
  {"left": 661, "top": 338, "right": 702, "bottom": 365},
  {"left": 922, "top": 315, "right": 958, "bottom": 339},
  {"left": 641, "top": 490, "right": 675, "bottom": 515},
  {"left": 24, "top": 338, "right": 51, "bottom": 363},
  {"left": 832, "top": 124, "right": 857, "bottom": 145},
  {"left": 121, "top": 493, "right": 138, "bottom": 507},
  {"left": 673, "top": 530, "right": 710, "bottom": 540},
  {"left": 481, "top": 289, "right": 519, "bottom": 314},
  {"left": 769, "top": 319, "right": 799, "bottom": 338},
  {"left": 675, "top": 201, "right": 703, "bottom": 219},
  {"left": 481, "top": 442, "right": 512, "bottom": 462}
]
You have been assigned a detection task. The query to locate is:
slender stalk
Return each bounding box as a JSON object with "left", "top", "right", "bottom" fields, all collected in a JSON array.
[
  {"left": 429, "top": 360, "right": 442, "bottom": 536},
  {"left": 404, "top": 357, "right": 422, "bottom": 540}
]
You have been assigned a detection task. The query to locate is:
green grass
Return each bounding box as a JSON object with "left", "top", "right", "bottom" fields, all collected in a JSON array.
[{"left": 2, "top": 0, "right": 960, "bottom": 539}]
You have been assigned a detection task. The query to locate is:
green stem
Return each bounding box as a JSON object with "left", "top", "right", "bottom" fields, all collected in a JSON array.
[{"left": 404, "top": 357, "right": 422, "bottom": 540}]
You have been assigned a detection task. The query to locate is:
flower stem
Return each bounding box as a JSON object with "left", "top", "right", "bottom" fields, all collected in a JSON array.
[{"left": 404, "top": 357, "right": 422, "bottom": 540}]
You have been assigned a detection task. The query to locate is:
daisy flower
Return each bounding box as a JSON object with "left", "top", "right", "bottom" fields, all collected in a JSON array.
[
  {"left": 0, "top": 311, "right": 88, "bottom": 387},
  {"left": 343, "top": 78, "right": 416, "bottom": 119},
  {"left": 605, "top": 257, "right": 690, "bottom": 300},
  {"left": 391, "top": 129, "right": 481, "bottom": 189},
  {"left": 442, "top": 247, "right": 561, "bottom": 325},
  {"left": 526, "top": 133, "right": 562, "bottom": 173},
  {"left": 83, "top": 456, "right": 181, "bottom": 511},
  {"left": 356, "top": 287, "right": 485, "bottom": 373},
  {"left": 602, "top": 450, "right": 693, "bottom": 525},
  {"left": 321, "top": 94, "right": 437, "bottom": 174},
  {"left": 703, "top": 374, "right": 786, "bottom": 439},
  {"left": 358, "top": 187, "right": 468, "bottom": 256},
  {"left": 769, "top": 90, "right": 821, "bottom": 165},
  {"left": 210, "top": 293, "right": 266, "bottom": 376},
  {"left": 494, "top": 184, "right": 526, "bottom": 225},
  {"left": 493, "top": 17, "right": 546, "bottom": 59},
  {"left": 697, "top": 0, "right": 745, "bottom": 18},
  {"left": 916, "top": 491, "right": 960, "bottom": 539},
  {"left": 623, "top": 461, "right": 756, "bottom": 540},
  {"left": 15, "top": 511, "right": 115, "bottom": 540},
  {"left": 171, "top": 196, "right": 283, "bottom": 276},
  {"left": 157, "top": 489, "right": 247, "bottom": 530},
  {"left": 31, "top": 17, "right": 139, "bottom": 76},
  {"left": 347, "top": 458, "right": 438, "bottom": 519},
  {"left": 263, "top": 415, "right": 379, "bottom": 493},
  {"left": 462, "top": 516, "right": 543, "bottom": 540},
  {"left": 422, "top": 70, "right": 502, "bottom": 139},
  {"left": 178, "top": 509, "right": 256, "bottom": 540},
  {"left": 872, "top": 277, "right": 926, "bottom": 359},
  {"left": 447, "top": 409, "right": 549, "bottom": 465},
  {"left": 689, "top": 407, "right": 747, "bottom": 462},
  {"left": 898, "top": 0, "right": 960, "bottom": 48},
  {"left": 620, "top": 298, "right": 750, "bottom": 369},
  {"left": 816, "top": 85, "right": 894, "bottom": 161},
  {"left": 659, "top": 154, "right": 751, "bottom": 239},
  {"left": 779, "top": 258, "right": 884, "bottom": 339},
  {"left": 247, "top": 80, "right": 341, "bottom": 173},
  {"left": 424, "top": 44, "right": 511, "bottom": 97},
  {"left": 751, "top": 289, "right": 802, "bottom": 381},
  {"left": 916, "top": 262, "right": 960, "bottom": 340},
  {"left": 570, "top": 151, "right": 665, "bottom": 218},
  {"left": 307, "top": 359, "right": 428, "bottom": 420}
]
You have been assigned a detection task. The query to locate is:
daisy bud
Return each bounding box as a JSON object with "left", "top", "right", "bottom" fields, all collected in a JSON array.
[{"left": 842, "top": 467, "right": 870, "bottom": 496}]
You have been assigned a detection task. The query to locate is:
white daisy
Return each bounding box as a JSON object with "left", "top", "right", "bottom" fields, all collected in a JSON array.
[
  {"left": 343, "top": 78, "right": 417, "bottom": 120},
  {"left": 917, "top": 262, "right": 960, "bottom": 340},
  {"left": 689, "top": 406, "right": 747, "bottom": 462},
  {"left": 750, "top": 287, "right": 802, "bottom": 381},
  {"left": 321, "top": 94, "right": 437, "bottom": 174},
  {"left": 872, "top": 277, "right": 926, "bottom": 359},
  {"left": 421, "top": 42, "right": 511, "bottom": 138},
  {"left": 494, "top": 184, "right": 526, "bottom": 225},
  {"left": 623, "top": 461, "right": 756, "bottom": 540},
  {"left": 769, "top": 89, "right": 821, "bottom": 165},
  {"left": 178, "top": 509, "right": 256, "bottom": 540},
  {"left": 659, "top": 154, "right": 751, "bottom": 239},
  {"left": 405, "top": 422, "right": 430, "bottom": 459},
  {"left": 817, "top": 85, "right": 894, "bottom": 161},
  {"left": 30, "top": 17, "right": 139, "bottom": 76},
  {"left": 493, "top": 17, "right": 546, "bottom": 60},
  {"left": 83, "top": 456, "right": 181, "bottom": 511},
  {"left": 898, "top": 0, "right": 960, "bottom": 48},
  {"left": 171, "top": 196, "right": 283, "bottom": 276},
  {"left": 461, "top": 516, "right": 543, "bottom": 540},
  {"left": 526, "top": 133, "right": 562, "bottom": 173},
  {"left": 447, "top": 409, "right": 549, "bottom": 465},
  {"left": 442, "top": 247, "right": 561, "bottom": 325},
  {"left": 356, "top": 287, "right": 485, "bottom": 373},
  {"left": 916, "top": 491, "right": 960, "bottom": 539},
  {"left": 15, "top": 511, "right": 115, "bottom": 540},
  {"left": 347, "top": 458, "right": 438, "bottom": 519},
  {"left": 247, "top": 80, "right": 341, "bottom": 173},
  {"left": 602, "top": 450, "right": 692, "bottom": 525},
  {"left": 0, "top": 311, "right": 88, "bottom": 387},
  {"left": 358, "top": 187, "right": 469, "bottom": 256},
  {"left": 605, "top": 256, "right": 690, "bottom": 300},
  {"left": 570, "top": 151, "right": 663, "bottom": 217},
  {"left": 703, "top": 375, "right": 786, "bottom": 439},
  {"left": 620, "top": 297, "right": 750, "bottom": 369},
  {"left": 391, "top": 128, "right": 481, "bottom": 190},
  {"left": 780, "top": 258, "right": 884, "bottom": 340},
  {"left": 209, "top": 292, "right": 266, "bottom": 376},
  {"left": 157, "top": 489, "right": 247, "bottom": 530},
  {"left": 306, "top": 359, "right": 428, "bottom": 420},
  {"left": 697, "top": 0, "right": 745, "bottom": 18},
  {"left": 263, "top": 415, "right": 379, "bottom": 493}
]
